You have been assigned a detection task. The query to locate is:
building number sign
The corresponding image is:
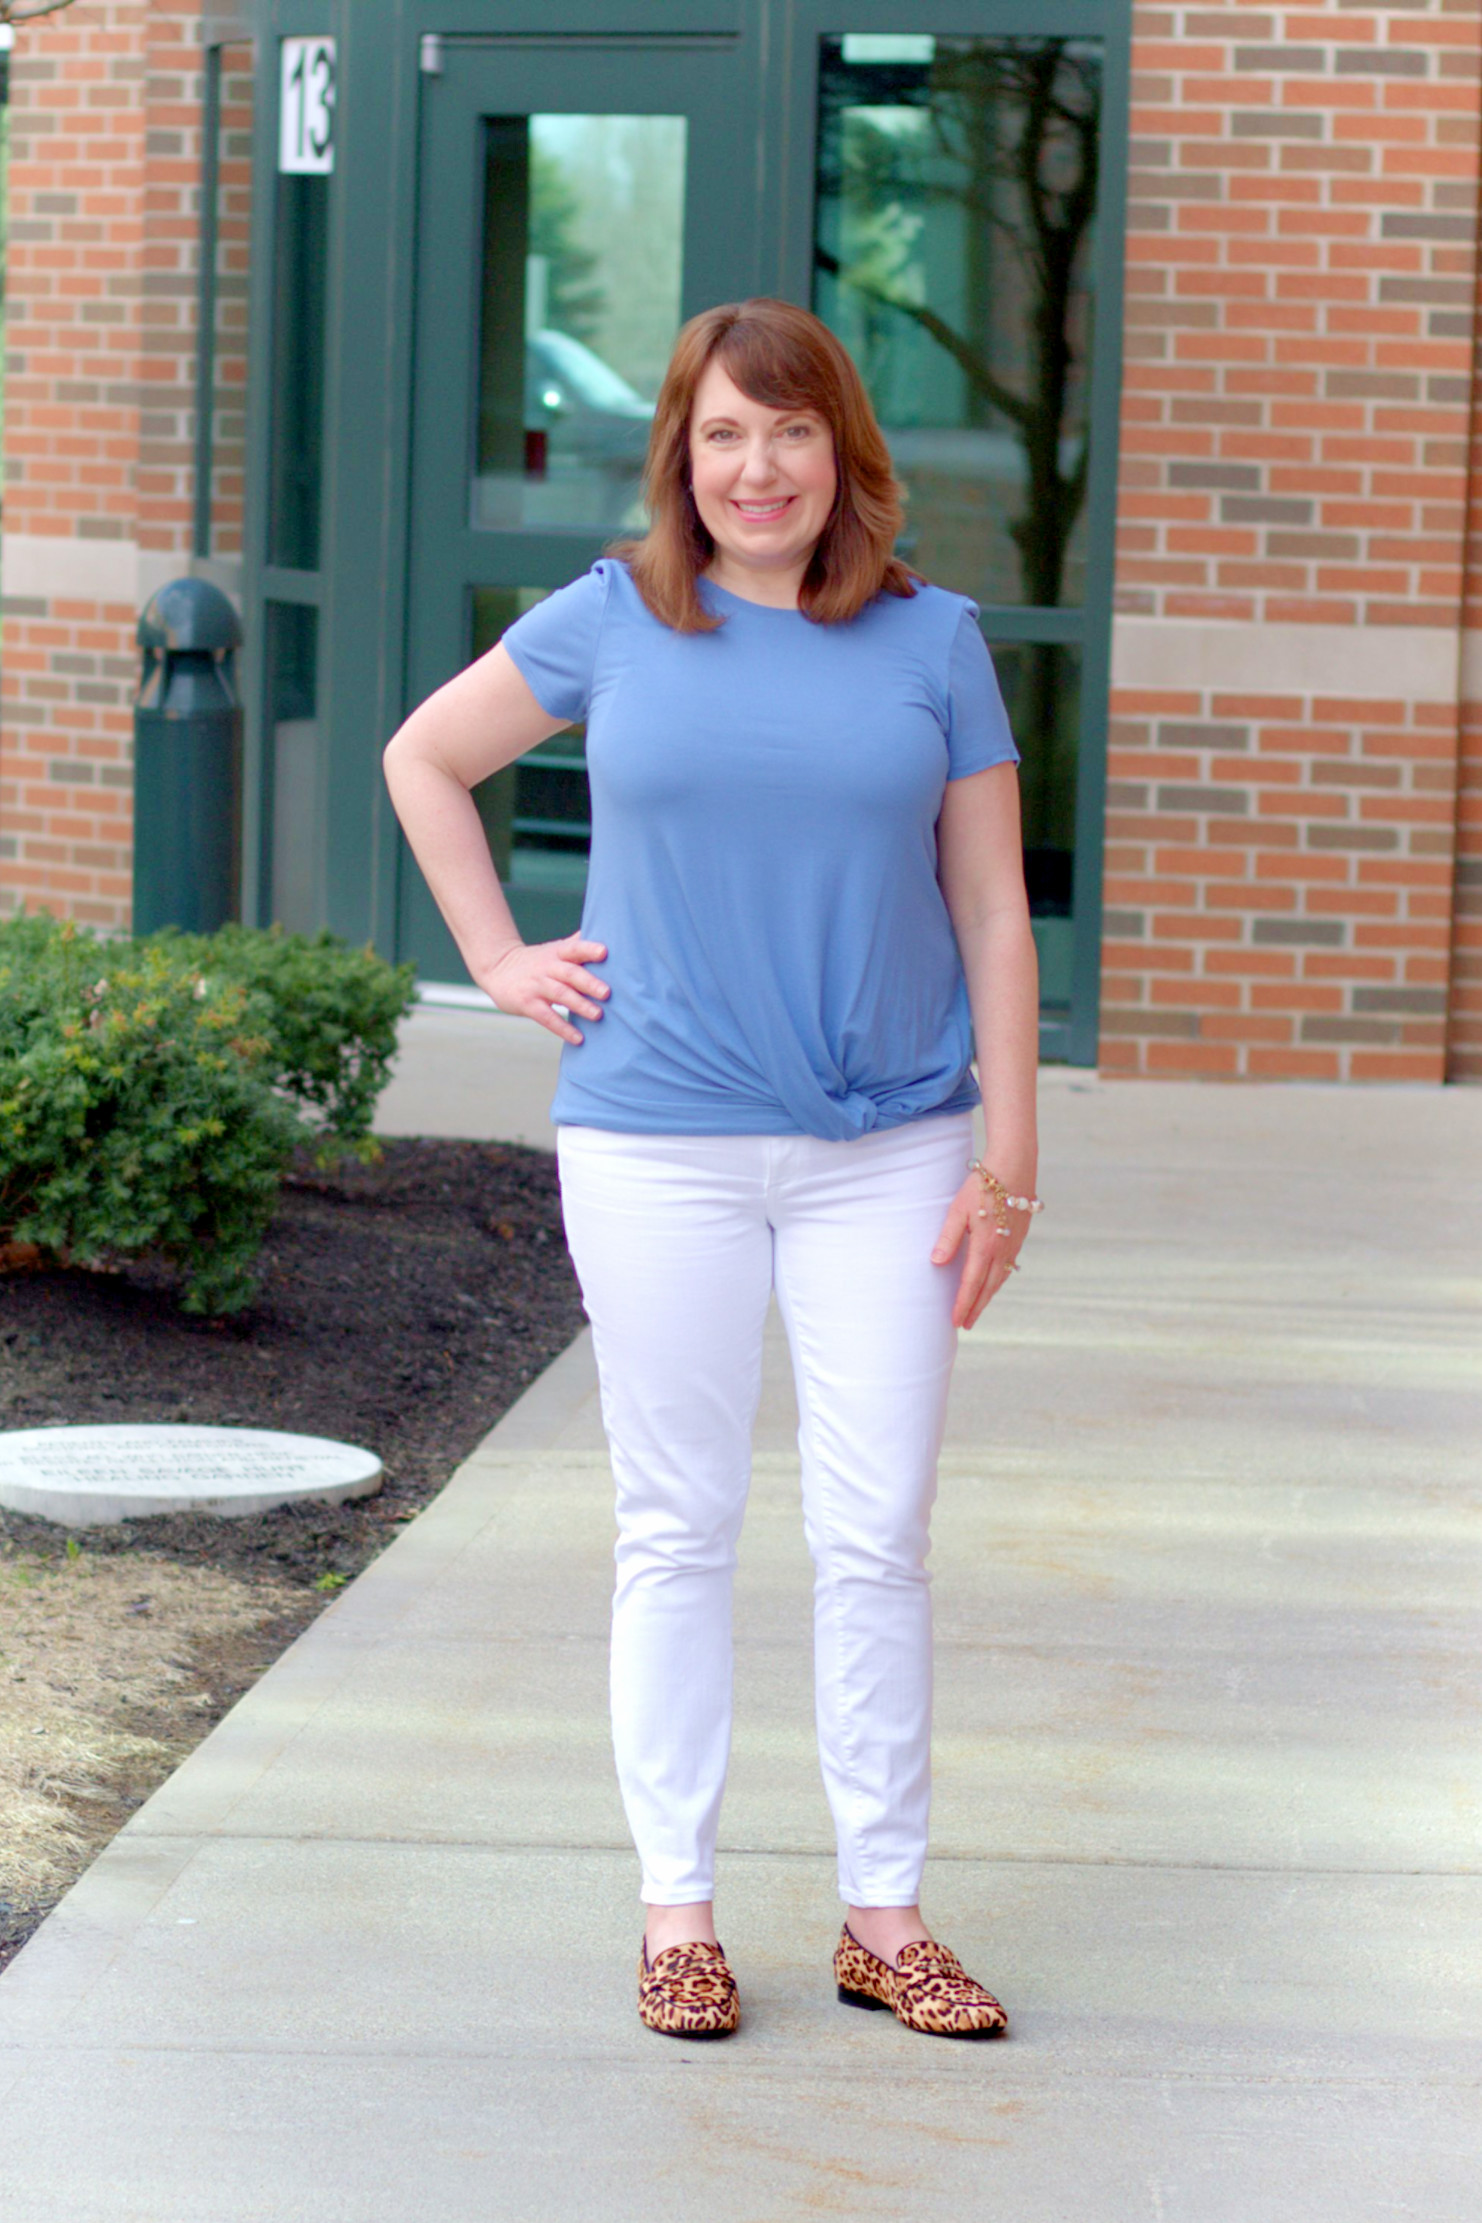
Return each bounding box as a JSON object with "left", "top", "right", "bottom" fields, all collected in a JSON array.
[{"left": 279, "top": 37, "right": 336, "bottom": 175}]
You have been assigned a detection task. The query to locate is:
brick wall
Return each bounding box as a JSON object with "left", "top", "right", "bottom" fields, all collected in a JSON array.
[
  {"left": 1, "top": 0, "right": 207, "bottom": 929},
  {"left": 1106, "top": 0, "right": 1482, "bottom": 1080}
]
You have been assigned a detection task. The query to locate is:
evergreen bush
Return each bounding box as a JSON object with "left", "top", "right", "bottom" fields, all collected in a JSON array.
[
  {"left": 0, "top": 917, "right": 417, "bottom": 1313},
  {"left": 157, "top": 924, "right": 417, "bottom": 1154}
]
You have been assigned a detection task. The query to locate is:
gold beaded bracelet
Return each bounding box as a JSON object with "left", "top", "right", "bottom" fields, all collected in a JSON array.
[{"left": 968, "top": 1160, "right": 1045, "bottom": 1238}]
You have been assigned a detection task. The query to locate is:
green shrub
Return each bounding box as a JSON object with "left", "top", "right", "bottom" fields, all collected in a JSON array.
[
  {"left": 155, "top": 924, "right": 417, "bottom": 1155},
  {"left": 0, "top": 917, "right": 417, "bottom": 1313}
]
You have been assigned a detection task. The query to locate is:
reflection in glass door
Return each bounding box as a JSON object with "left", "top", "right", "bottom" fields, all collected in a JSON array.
[
  {"left": 812, "top": 31, "right": 1101, "bottom": 1020},
  {"left": 470, "top": 585, "right": 591, "bottom": 942},
  {"left": 473, "top": 115, "right": 687, "bottom": 535},
  {"left": 463, "top": 116, "right": 684, "bottom": 943},
  {"left": 401, "top": 36, "right": 747, "bottom": 983}
]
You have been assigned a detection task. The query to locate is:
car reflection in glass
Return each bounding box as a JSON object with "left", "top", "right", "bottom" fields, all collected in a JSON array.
[{"left": 515, "top": 330, "right": 654, "bottom": 528}]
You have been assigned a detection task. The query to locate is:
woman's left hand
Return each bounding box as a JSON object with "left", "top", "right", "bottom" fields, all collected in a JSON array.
[{"left": 931, "top": 1173, "right": 1032, "bottom": 1330}]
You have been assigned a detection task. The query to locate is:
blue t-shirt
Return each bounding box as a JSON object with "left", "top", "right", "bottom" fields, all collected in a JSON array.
[{"left": 502, "top": 558, "right": 1019, "bottom": 1140}]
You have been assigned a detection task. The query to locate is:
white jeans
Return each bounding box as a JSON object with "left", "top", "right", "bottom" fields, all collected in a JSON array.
[{"left": 556, "top": 1110, "right": 972, "bottom": 1908}]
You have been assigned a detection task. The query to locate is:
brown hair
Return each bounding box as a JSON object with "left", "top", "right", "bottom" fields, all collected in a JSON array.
[{"left": 611, "top": 298, "right": 917, "bottom": 632}]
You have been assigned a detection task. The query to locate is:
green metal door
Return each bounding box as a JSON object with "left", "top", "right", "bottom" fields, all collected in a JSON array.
[{"left": 399, "top": 33, "right": 756, "bottom": 983}]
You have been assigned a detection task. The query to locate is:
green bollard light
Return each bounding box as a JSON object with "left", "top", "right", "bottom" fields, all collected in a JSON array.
[{"left": 132, "top": 578, "right": 244, "bottom": 934}]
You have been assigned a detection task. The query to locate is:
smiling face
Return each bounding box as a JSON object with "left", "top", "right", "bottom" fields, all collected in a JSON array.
[{"left": 687, "top": 357, "right": 839, "bottom": 605}]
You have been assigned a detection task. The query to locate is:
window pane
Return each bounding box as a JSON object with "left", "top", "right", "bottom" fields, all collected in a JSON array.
[
  {"left": 471, "top": 588, "right": 590, "bottom": 940},
  {"left": 267, "top": 171, "right": 329, "bottom": 567},
  {"left": 266, "top": 601, "right": 319, "bottom": 931},
  {"left": 988, "top": 637, "right": 1079, "bottom": 1006},
  {"left": 814, "top": 36, "right": 1100, "bottom": 610},
  {"left": 473, "top": 115, "right": 686, "bottom": 533}
]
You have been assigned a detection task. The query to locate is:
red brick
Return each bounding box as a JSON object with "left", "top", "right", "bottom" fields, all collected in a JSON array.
[
  {"left": 1350, "top": 1052, "right": 1446, "bottom": 1082},
  {"left": 1204, "top": 949, "right": 1296, "bottom": 980},
  {"left": 1246, "top": 1049, "right": 1341, "bottom": 1080},
  {"left": 1251, "top": 983, "right": 1344, "bottom": 1014},
  {"left": 1145, "top": 1042, "right": 1243, "bottom": 1076}
]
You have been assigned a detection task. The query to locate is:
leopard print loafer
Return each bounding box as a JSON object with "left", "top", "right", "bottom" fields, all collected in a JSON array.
[
  {"left": 834, "top": 1925, "right": 1008, "bottom": 2039},
  {"left": 638, "top": 1938, "right": 741, "bottom": 2039}
]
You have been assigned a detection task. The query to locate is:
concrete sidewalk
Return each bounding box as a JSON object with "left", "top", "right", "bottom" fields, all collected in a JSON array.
[{"left": 1, "top": 1029, "right": 1479, "bottom": 2219}]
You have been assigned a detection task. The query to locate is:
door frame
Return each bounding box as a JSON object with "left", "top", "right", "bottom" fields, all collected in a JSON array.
[
  {"left": 238, "top": 0, "right": 1128, "bottom": 1066},
  {"left": 310, "top": 3, "right": 750, "bottom": 975}
]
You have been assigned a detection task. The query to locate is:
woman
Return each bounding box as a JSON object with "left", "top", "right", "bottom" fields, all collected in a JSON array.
[{"left": 384, "top": 298, "right": 1039, "bottom": 2043}]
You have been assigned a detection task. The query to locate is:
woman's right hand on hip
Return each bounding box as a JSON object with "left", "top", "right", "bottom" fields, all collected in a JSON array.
[{"left": 479, "top": 935, "right": 610, "bottom": 1046}]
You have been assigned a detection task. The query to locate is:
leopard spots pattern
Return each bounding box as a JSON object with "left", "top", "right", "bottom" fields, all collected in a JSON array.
[
  {"left": 637, "top": 1939, "right": 741, "bottom": 2038},
  {"left": 834, "top": 1926, "right": 1008, "bottom": 2038}
]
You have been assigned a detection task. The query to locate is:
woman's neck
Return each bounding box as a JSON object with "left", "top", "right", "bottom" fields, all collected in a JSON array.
[{"left": 704, "top": 551, "right": 810, "bottom": 609}]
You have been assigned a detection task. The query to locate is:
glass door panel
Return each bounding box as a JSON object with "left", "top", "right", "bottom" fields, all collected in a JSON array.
[
  {"left": 470, "top": 586, "right": 590, "bottom": 942},
  {"left": 401, "top": 42, "right": 750, "bottom": 983},
  {"left": 267, "top": 169, "right": 330, "bottom": 571},
  {"left": 814, "top": 33, "right": 1098, "bottom": 613},
  {"left": 811, "top": 29, "right": 1103, "bottom": 1035},
  {"left": 265, "top": 601, "right": 320, "bottom": 934},
  {"left": 475, "top": 115, "right": 687, "bottom": 534},
  {"left": 987, "top": 637, "right": 1081, "bottom": 1006}
]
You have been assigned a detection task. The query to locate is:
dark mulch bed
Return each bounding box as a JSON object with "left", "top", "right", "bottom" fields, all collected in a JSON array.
[
  {"left": 0, "top": 1138, "right": 588, "bottom": 1971},
  {"left": 0, "top": 1137, "right": 587, "bottom": 1585}
]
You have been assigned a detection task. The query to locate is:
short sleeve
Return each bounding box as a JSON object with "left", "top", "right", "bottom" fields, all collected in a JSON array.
[
  {"left": 500, "top": 561, "right": 613, "bottom": 723},
  {"left": 946, "top": 605, "right": 1020, "bottom": 779}
]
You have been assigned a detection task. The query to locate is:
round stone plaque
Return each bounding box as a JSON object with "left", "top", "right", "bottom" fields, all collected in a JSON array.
[{"left": 0, "top": 1424, "right": 383, "bottom": 1528}]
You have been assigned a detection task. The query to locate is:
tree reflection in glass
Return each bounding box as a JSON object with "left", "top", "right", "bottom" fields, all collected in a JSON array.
[
  {"left": 814, "top": 34, "right": 1100, "bottom": 985},
  {"left": 814, "top": 35, "right": 1099, "bottom": 615}
]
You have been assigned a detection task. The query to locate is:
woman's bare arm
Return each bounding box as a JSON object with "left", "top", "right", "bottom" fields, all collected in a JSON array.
[
  {"left": 382, "top": 643, "right": 610, "bottom": 1044},
  {"left": 931, "top": 761, "right": 1041, "bottom": 1326}
]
